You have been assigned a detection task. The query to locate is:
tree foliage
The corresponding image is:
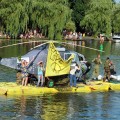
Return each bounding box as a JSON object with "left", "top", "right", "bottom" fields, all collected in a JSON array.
[
  {"left": 112, "top": 3, "right": 120, "bottom": 33},
  {"left": 65, "top": 21, "right": 76, "bottom": 32},
  {"left": 0, "top": 0, "right": 72, "bottom": 39},
  {"left": 0, "top": 0, "right": 120, "bottom": 39},
  {"left": 0, "top": 0, "right": 29, "bottom": 37},
  {"left": 80, "top": 0, "right": 113, "bottom": 35},
  {"left": 69, "top": 0, "right": 90, "bottom": 31}
]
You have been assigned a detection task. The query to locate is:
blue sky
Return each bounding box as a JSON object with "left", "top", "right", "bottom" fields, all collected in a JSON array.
[{"left": 115, "top": 0, "right": 120, "bottom": 3}]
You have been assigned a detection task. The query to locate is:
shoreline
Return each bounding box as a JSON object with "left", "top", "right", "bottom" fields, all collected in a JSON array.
[{"left": 0, "top": 36, "right": 112, "bottom": 41}]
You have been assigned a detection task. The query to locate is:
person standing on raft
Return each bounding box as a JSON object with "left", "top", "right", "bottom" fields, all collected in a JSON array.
[
  {"left": 37, "top": 61, "right": 45, "bottom": 87},
  {"left": 21, "top": 60, "right": 29, "bottom": 86},
  {"left": 69, "top": 62, "right": 80, "bottom": 87},
  {"left": 103, "top": 57, "right": 111, "bottom": 81},
  {"left": 92, "top": 54, "right": 102, "bottom": 80}
]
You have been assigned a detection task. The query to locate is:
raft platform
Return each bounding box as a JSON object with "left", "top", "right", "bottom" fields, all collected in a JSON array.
[{"left": 0, "top": 81, "right": 120, "bottom": 96}]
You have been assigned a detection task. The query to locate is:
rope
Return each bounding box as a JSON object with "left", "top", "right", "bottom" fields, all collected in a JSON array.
[
  {"left": 61, "top": 42, "right": 105, "bottom": 52},
  {"left": 0, "top": 40, "right": 104, "bottom": 52},
  {"left": 0, "top": 40, "right": 49, "bottom": 49}
]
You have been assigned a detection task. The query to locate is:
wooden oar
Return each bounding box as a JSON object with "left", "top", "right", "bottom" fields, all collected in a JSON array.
[{"left": 0, "top": 40, "right": 104, "bottom": 52}]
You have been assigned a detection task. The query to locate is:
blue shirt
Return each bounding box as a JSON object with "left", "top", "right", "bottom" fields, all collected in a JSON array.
[{"left": 38, "top": 66, "right": 44, "bottom": 75}]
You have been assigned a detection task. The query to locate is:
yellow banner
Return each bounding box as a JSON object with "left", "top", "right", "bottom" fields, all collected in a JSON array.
[{"left": 45, "top": 42, "right": 74, "bottom": 77}]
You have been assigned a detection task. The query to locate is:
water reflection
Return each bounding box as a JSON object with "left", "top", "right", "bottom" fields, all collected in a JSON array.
[
  {"left": 0, "top": 39, "right": 45, "bottom": 58},
  {"left": 0, "top": 92, "right": 120, "bottom": 119},
  {"left": 19, "top": 95, "right": 26, "bottom": 119}
]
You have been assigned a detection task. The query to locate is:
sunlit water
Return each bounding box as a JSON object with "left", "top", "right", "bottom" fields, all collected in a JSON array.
[
  {"left": 0, "top": 39, "right": 120, "bottom": 120},
  {"left": 0, "top": 92, "right": 120, "bottom": 120}
]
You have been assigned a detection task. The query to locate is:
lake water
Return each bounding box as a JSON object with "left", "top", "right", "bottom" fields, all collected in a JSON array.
[{"left": 0, "top": 39, "right": 120, "bottom": 120}]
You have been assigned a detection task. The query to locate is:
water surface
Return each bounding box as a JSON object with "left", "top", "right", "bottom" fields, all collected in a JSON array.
[
  {"left": 0, "top": 39, "right": 120, "bottom": 120},
  {"left": 0, "top": 92, "right": 120, "bottom": 120}
]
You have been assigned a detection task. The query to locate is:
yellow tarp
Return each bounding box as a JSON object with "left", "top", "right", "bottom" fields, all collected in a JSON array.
[{"left": 45, "top": 42, "right": 74, "bottom": 77}]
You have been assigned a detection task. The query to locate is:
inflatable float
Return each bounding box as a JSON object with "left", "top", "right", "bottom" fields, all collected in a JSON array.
[{"left": 0, "top": 80, "right": 119, "bottom": 96}]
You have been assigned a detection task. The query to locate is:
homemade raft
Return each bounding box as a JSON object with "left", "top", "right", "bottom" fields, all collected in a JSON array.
[{"left": 0, "top": 81, "right": 120, "bottom": 96}]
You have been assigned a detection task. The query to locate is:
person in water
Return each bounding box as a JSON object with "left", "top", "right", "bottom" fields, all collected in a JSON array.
[
  {"left": 92, "top": 54, "right": 102, "bottom": 80},
  {"left": 37, "top": 61, "right": 45, "bottom": 87}
]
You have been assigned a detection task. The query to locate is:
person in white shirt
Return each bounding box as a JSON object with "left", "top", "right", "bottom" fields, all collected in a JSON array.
[{"left": 69, "top": 62, "right": 80, "bottom": 87}]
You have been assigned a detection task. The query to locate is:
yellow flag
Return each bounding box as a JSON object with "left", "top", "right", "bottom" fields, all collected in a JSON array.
[{"left": 45, "top": 42, "right": 74, "bottom": 77}]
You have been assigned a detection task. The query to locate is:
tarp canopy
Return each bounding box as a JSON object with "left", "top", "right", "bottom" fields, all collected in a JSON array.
[
  {"left": 0, "top": 41, "right": 93, "bottom": 81},
  {"left": 26, "top": 42, "right": 74, "bottom": 77}
]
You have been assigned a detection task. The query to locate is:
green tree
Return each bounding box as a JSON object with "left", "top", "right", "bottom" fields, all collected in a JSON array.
[
  {"left": 0, "top": 0, "right": 72, "bottom": 39},
  {"left": 112, "top": 3, "right": 120, "bottom": 33},
  {"left": 0, "top": 0, "right": 30, "bottom": 37},
  {"left": 81, "top": 0, "right": 113, "bottom": 36},
  {"left": 33, "top": 0, "right": 73, "bottom": 40},
  {"left": 69, "top": 0, "right": 90, "bottom": 32},
  {"left": 65, "top": 21, "right": 76, "bottom": 32}
]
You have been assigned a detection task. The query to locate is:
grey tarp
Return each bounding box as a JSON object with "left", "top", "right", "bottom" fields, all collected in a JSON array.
[
  {"left": 0, "top": 43, "right": 90, "bottom": 79},
  {"left": 0, "top": 44, "right": 49, "bottom": 75},
  {"left": 0, "top": 57, "right": 17, "bottom": 69}
]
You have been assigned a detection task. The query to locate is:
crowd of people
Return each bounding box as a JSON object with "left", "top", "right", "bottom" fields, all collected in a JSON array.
[
  {"left": 18, "top": 53, "right": 116, "bottom": 88},
  {"left": 0, "top": 29, "right": 45, "bottom": 39},
  {"left": 69, "top": 54, "right": 117, "bottom": 87},
  {"left": 19, "top": 29, "right": 45, "bottom": 39},
  {"left": 19, "top": 58, "right": 88, "bottom": 87},
  {"left": 63, "top": 30, "right": 85, "bottom": 40}
]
